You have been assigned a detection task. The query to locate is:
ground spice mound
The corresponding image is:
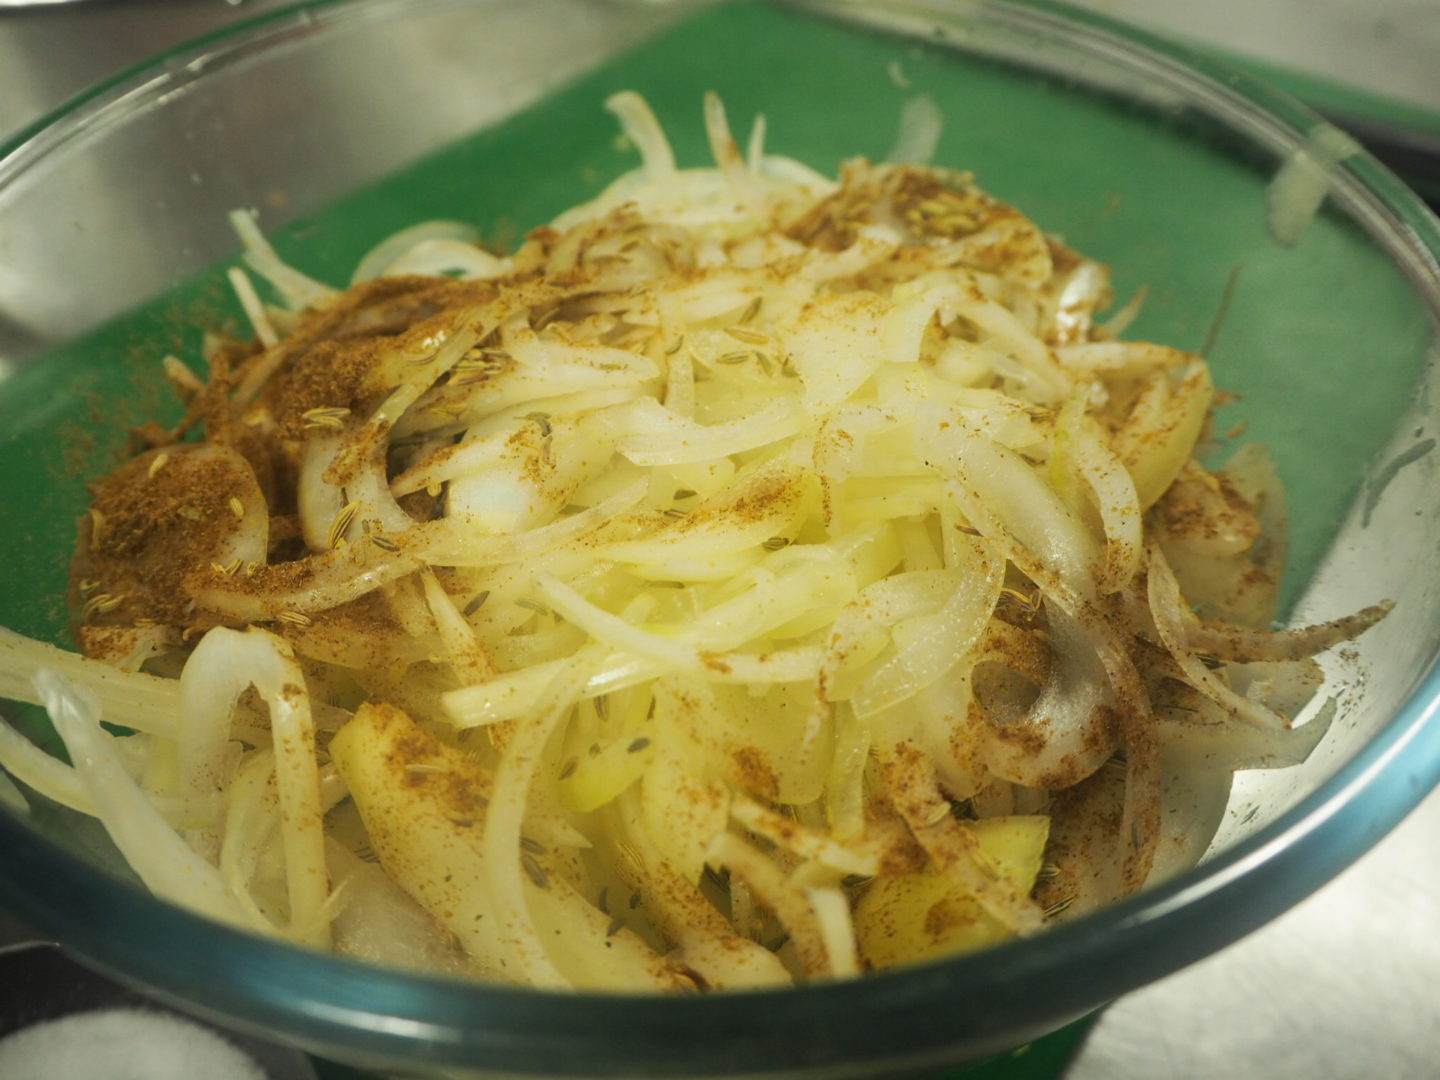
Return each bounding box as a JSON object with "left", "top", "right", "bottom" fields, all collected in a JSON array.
[
  {"left": 261, "top": 276, "right": 502, "bottom": 440},
  {"left": 72, "top": 445, "right": 259, "bottom": 632}
]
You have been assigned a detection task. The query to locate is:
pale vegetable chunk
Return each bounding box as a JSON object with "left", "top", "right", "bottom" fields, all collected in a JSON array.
[{"left": 855, "top": 816, "right": 1049, "bottom": 969}]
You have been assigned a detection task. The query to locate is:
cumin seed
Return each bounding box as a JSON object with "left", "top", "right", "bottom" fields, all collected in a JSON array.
[
  {"left": 1043, "top": 896, "right": 1075, "bottom": 919},
  {"left": 521, "top": 853, "right": 549, "bottom": 889}
]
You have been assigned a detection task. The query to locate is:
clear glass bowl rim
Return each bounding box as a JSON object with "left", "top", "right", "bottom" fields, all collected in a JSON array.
[{"left": 1, "top": 0, "right": 1439, "bottom": 1074}]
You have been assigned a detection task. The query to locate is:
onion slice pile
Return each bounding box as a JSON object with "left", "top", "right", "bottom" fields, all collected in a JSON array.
[{"left": 0, "top": 93, "right": 1388, "bottom": 988}]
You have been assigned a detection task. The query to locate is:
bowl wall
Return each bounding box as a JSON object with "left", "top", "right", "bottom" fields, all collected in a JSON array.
[{"left": 0, "top": 1, "right": 1438, "bottom": 1077}]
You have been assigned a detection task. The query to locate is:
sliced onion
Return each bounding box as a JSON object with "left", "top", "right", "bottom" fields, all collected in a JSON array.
[
  {"left": 1114, "top": 361, "right": 1213, "bottom": 510},
  {"left": 705, "top": 831, "right": 833, "bottom": 978},
  {"left": 851, "top": 538, "right": 1002, "bottom": 718},
  {"left": 36, "top": 670, "right": 261, "bottom": 932},
  {"left": 537, "top": 574, "right": 822, "bottom": 685},
  {"left": 730, "top": 793, "right": 877, "bottom": 877},
  {"left": 1069, "top": 421, "right": 1143, "bottom": 592},
  {"left": 181, "top": 628, "right": 330, "bottom": 946},
  {"left": 228, "top": 208, "right": 337, "bottom": 312},
  {"left": 351, "top": 221, "right": 488, "bottom": 283},
  {"left": 876, "top": 741, "right": 1043, "bottom": 933},
  {"left": 607, "top": 91, "right": 677, "bottom": 180},
  {"left": 703, "top": 90, "right": 768, "bottom": 214},
  {"left": 0, "top": 628, "right": 180, "bottom": 737},
  {"left": 1187, "top": 602, "right": 1392, "bottom": 664},
  {"left": 978, "top": 606, "right": 1117, "bottom": 789},
  {"left": 917, "top": 405, "right": 1101, "bottom": 604},
  {"left": 614, "top": 396, "right": 806, "bottom": 467},
  {"left": 479, "top": 653, "right": 598, "bottom": 987},
  {"left": 1148, "top": 543, "right": 1297, "bottom": 730},
  {"left": 884, "top": 94, "right": 943, "bottom": 166}
]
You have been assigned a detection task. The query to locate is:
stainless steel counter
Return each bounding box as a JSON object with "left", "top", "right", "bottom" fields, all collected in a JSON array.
[{"left": 2, "top": 3, "right": 1438, "bottom": 1078}]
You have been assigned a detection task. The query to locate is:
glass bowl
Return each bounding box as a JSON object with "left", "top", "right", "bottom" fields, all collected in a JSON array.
[{"left": 1, "top": 0, "right": 1438, "bottom": 1076}]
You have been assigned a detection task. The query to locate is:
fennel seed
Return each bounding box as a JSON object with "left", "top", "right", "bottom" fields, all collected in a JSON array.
[
  {"left": 970, "top": 849, "right": 1001, "bottom": 882},
  {"left": 724, "top": 325, "right": 769, "bottom": 346},
  {"left": 521, "top": 853, "right": 549, "bottom": 889},
  {"left": 301, "top": 406, "right": 351, "bottom": 431},
  {"left": 328, "top": 501, "right": 359, "bottom": 550},
  {"left": 615, "top": 841, "right": 644, "bottom": 875},
  {"left": 82, "top": 593, "right": 125, "bottom": 619}
]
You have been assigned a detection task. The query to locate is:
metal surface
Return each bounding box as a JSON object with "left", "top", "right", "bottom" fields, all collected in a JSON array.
[
  {"left": 0, "top": 3, "right": 1438, "bottom": 1079},
  {"left": 1070, "top": 0, "right": 1440, "bottom": 116},
  {"left": 0, "top": 908, "right": 314, "bottom": 1079},
  {"left": 0, "top": 0, "right": 275, "bottom": 133},
  {"left": 1068, "top": 792, "right": 1440, "bottom": 1078}
]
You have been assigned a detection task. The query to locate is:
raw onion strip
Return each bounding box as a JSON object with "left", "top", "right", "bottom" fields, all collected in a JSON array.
[
  {"left": 1148, "top": 543, "right": 1292, "bottom": 730},
  {"left": 181, "top": 628, "right": 331, "bottom": 947},
  {"left": 228, "top": 208, "right": 337, "bottom": 312},
  {"left": 36, "top": 670, "right": 262, "bottom": 932},
  {"left": 979, "top": 607, "right": 1117, "bottom": 789},
  {"left": 606, "top": 91, "right": 677, "bottom": 180},
  {"left": 0, "top": 628, "right": 180, "bottom": 737},
  {"left": 536, "top": 574, "right": 824, "bottom": 685},
  {"left": 1186, "top": 602, "right": 1393, "bottom": 663},
  {"left": 480, "top": 650, "right": 604, "bottom": 987},
  {"left": 705, "top": 831, "right": 834, "bottom": 978}
]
